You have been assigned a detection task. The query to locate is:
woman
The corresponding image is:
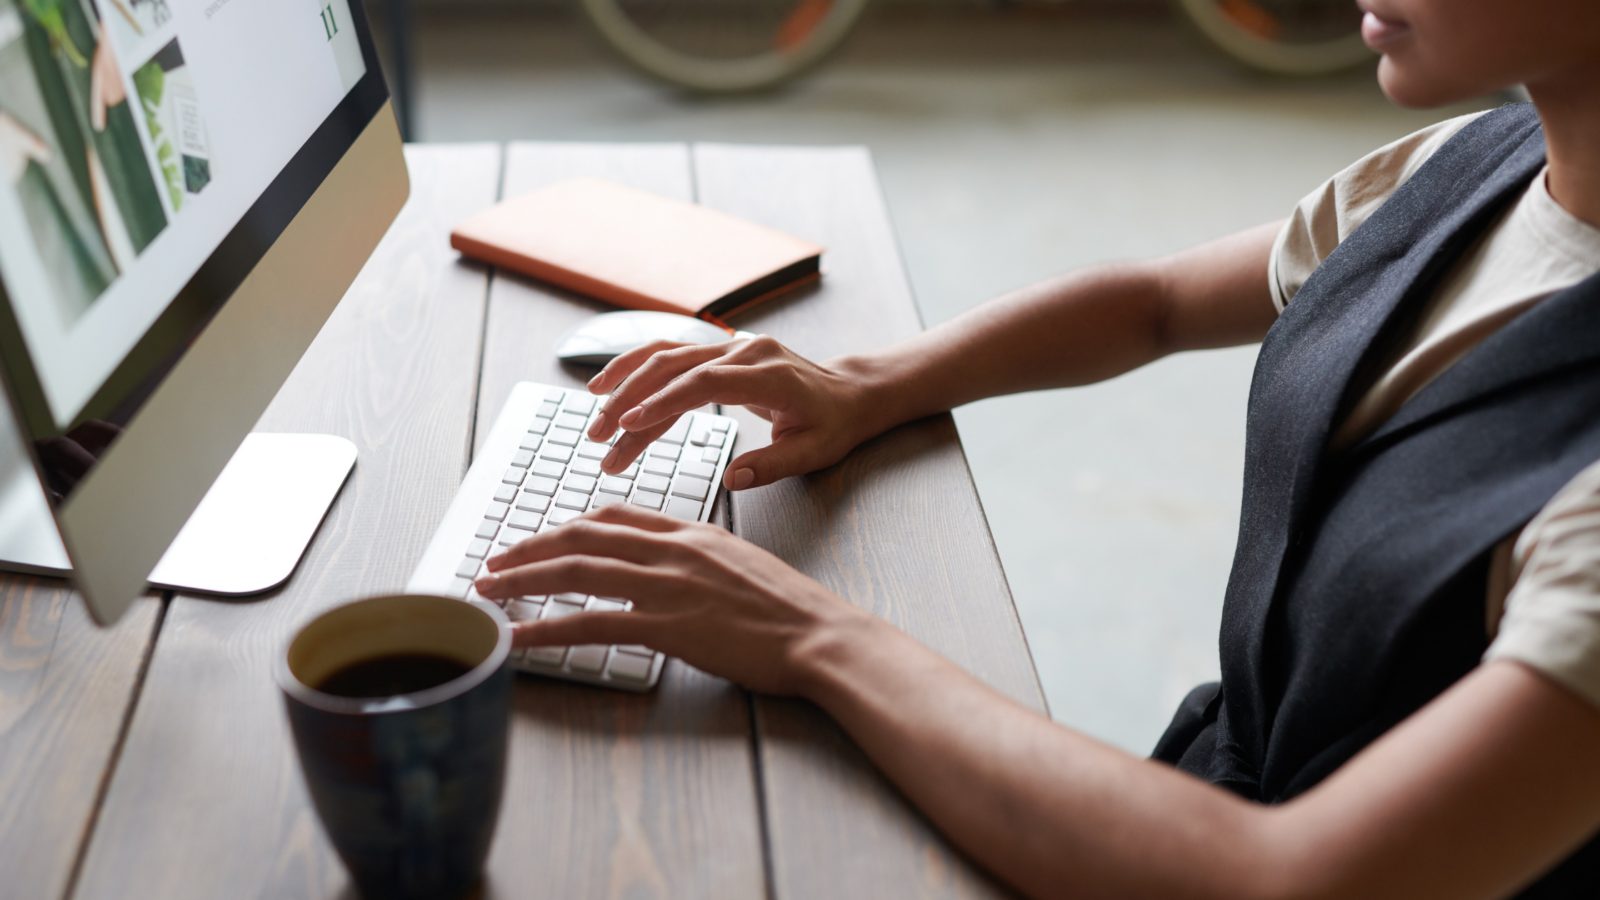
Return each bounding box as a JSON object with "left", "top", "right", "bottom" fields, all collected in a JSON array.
[{"left": 475, "top": 1, "right": 1600, "bottom": 895}]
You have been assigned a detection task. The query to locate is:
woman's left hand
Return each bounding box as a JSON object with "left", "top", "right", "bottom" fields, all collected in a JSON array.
[{"left": 473, "top": 503, "right": 869, "bottom": 696}]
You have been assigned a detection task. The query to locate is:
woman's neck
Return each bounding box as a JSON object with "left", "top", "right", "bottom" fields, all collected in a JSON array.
[{"left": 1530, "top": 78, "right": 1600, "bottom": 229}]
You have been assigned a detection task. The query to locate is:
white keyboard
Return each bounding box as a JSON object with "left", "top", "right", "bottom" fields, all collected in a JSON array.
[{"left": 408, "top": 381, "right": 737, "bottom": 691}]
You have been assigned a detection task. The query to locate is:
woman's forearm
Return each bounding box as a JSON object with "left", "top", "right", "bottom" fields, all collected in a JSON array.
[
  {"left": 792, "top": 615, "right": 1281, "bottom": 900},
  {"left": 833, "top": 221, "right": 1282, "bottom": 435}
]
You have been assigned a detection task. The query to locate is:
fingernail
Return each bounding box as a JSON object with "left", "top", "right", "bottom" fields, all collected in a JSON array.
[
  {"left": 587, "top": 373, "right": 604, "bottom": 390},
  {"left": 618, "top": 407, "right": 643, "bottom": 428},
  {"left": 731, "top": 468, "right": 754, "bottom": 490},
  {"left": 475, "top": 575, "right": 498, "bottom": 594},
  {"left": 601, "top": 448, "right": 619, "bottom": 471},
  {"left": 588, "top": 412, "right": 608, "bottom": 438}
]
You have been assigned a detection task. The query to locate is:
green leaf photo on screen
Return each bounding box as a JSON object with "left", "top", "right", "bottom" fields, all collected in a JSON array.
[
  {"left": 1, "top": 0, "right": 170, "bottom": 326},
  {"left": 133, "top": 37, "right": 211, "bottom": 215}
]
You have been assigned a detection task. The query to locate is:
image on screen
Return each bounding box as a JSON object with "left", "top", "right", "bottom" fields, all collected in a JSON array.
[{"left": 0, "top": 0, "right": 365, "bottom": 428}]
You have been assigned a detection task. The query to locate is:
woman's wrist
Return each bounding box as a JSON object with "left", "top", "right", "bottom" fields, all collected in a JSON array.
[
  {"left": 785, "top": 606, "right": 895, "bottom": 707},
  {"left": 828, "top": 349, "right": 936, "bottom": 442}
]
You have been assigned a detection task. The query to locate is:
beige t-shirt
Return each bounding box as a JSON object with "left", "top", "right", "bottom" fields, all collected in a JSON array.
[{"left": 1269, "top": 110, "right": 1600, "bottom": 712}]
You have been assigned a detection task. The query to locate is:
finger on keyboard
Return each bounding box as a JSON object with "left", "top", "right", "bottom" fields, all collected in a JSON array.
[{"left": 602, "top": 420, "right": 671, "bottom": 475}]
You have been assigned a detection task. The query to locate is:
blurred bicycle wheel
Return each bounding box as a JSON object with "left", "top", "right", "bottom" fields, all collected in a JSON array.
[
  {"left": 579, "top": 0, "right": 872, "bottom": 93},
  {"left": 1174, "top": 0, "right": 1371, "bottom": 75}
]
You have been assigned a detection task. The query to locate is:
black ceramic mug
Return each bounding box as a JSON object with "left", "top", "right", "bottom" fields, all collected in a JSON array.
[{"left": 277, "top": 594, "right": 512, "bottom": 899}]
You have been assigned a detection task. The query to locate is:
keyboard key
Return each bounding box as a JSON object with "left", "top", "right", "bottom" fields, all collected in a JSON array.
[
  {"left": 508, "top": 509, "right": 542, "bottom": 531},
  {"left": 643, "top": 457, "right": 674, "bottom": 476},
  {"left": 525, "top": 475, "right": 560, "bottom": 496},
  {"left": 507, "top": 599, "right": 543, "bottom": 623},
  {"left": 556, "top": 411, "right": 588, "bottom": 432},
  {"left": 501, "top": 467, "right": 525, "bottom": 485},
  {"left": 679, "top": 460, "right": 717, "bottom": 481},
  {"left": 475, "top": 519, "right": 500, "bottom": 540},
  {"left": 484, "top": 501, "right": 510, "bottom": 522},
  {"left": 630, "top": 490, "right": 665, "bottom": 510},
  {"left": 532, "top": 459, "right": 565, "bottom": 479},
  {"left": 590, "top": 492, "right": 627, "bottom": 510},
  {"left": 515, "top": 491, "right": 551, "bottom": 513},
  {"left": 565, "top": 474, "right": 598, "bottom": 494},
  {"left": 660, "top": 417, "right": 691, "bottom": 445},
  {"left": 450, "top": 577, "right": 475, "bottom": 599},
  {"left": 570, "top": 457, "right": 601, "bottom": 477},
  {"left": 647, "top": 442, "right": 679, "bottom": 460},
  {"left": 527, "top": 418, "right": 551, "bottom": 436},
  {"left": 536, "top": 400, "right": 558, "bottom": 418},
  {"left": 493, "top": 483, "right": 517, "bottom": 504},
  {"left": 562, "top": 393, "right": 597, "bottom": 414},
  {"left": 547, "top": 427, "right": 581, "bottom": 447},
  {"left": 689, "top": 427, "right": 723, "bottom": 448},
  {"left": 498, "top": 528, "right": 528, "bottom": 547},
  {"left": 456, "top": 557, "right": 483, "bottom": 579},
  {"left": 588, "top": 598, "right": 626, "bottom": 613},
  {"left": 550, "top": 593, "right": 588, "bottom": 610},
  {"left": 465, "top": 538, "right": 492, "bottom": 559},
  {"left": 702, "top": 448, "right": 720, "bottom": 464},
  {"left": 519, "top": 432, "right": 543, "bottom": 450},
  {"left": 524, "top": 645, "right": 566, "bottom": 667},
  {"left": 555, "top": 490, "right": 589, "bottom": 511},
  {"left": 576, "top": 441, "right": 609, "bottom": 460},
  {"left": 637, "top": 472, "right": 671, "bottom": 494},
  {"left": 598, "top": 476, "right": 631, "bottom": 495},
  {"left": 539, "top": 444, "right": 573, "bottom": 463},
  {"left": 511, "top": 449, "right": 535, "bottom": 468},
  {"left": 546, "top": 506, "right": 582, "bottom": 527},
  {"left": 664, "top": 496, "right": 702, "bottom": 522},
  {"left": 567, "top": 645, "right": 608, "bottom": 675},
  {"left": 607, "top": 652, "right": 654, "bottom": 683},
  {"left": 671, "top": 474, "right": 711, "bottom": 501},
  {"left": 616, "top": 644, "right": 652, "bottom": 657},
  {"left": 709, "top": 418, "right": 731, "bottom": 433}
]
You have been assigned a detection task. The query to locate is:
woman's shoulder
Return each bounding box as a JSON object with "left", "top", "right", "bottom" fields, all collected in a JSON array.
[{"left": 1269, "top": 110, "right": 1491, "bottom": 311}]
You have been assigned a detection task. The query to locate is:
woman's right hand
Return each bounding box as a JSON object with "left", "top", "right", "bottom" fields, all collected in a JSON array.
[{"left": 586, "top": 335, "right": 887, "bottom": 491}]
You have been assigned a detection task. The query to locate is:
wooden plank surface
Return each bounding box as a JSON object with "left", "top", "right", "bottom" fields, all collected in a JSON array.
[
  {"left": 0, "top": 581, "right": 158, "bottom": 900},
  {"left": 473, "top": 142, "right": 766, "bottom": 899},
  {"left": 72, "top": 145, "right": 502, "bottom": 900},
  {"left": 40, "top": 141, "right": 1041, "bottom": 900},
  {"left": 693, "top": 143, "right": 1045, "bottom": 898}
]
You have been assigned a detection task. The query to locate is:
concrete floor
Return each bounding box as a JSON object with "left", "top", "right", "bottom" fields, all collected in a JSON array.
[{"left": 401, "top": 5, "right": 1493, "bottom": 752}]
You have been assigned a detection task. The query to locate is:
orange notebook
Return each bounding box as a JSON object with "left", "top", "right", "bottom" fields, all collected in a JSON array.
[{"left": 450, "top": 177, "right": 823, "bottom": 322}]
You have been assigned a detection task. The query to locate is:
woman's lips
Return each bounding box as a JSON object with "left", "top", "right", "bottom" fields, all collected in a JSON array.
[{"left": 1361, "top": 10, "right": 1412, "bottom": 50}]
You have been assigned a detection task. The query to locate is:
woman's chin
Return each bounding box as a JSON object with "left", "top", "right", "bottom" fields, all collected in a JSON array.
[{"left": 1376, "top": 58, "right": 1478, "bottom": 109}]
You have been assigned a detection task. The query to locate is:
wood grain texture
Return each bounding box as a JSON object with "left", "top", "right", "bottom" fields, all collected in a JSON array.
[
  {"left": 473, "top": 142, "right": 766, "bottom": 899},
  {"left": 693, "top": 143, "right": 1046, "bottom": 898},
  {"left": 0, "top": 580, "right": 158, "bottom": 900},
  {"left": 72, "top": 145, "right": 502, "bottom": 900}
]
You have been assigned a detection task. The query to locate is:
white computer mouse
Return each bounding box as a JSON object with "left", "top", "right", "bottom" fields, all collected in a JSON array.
[{"left": 555, "top": 310, "right": 749, "bottom": 366}]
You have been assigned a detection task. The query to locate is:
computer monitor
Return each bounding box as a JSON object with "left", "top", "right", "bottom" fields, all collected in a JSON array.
[{"left": 0, "top": 0, "right": 407, "bottom": 624}]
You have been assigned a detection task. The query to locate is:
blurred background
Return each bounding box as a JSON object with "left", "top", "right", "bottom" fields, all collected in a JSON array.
[{"left": 368, "top": 0, "right": 1493, "bottom": 753}]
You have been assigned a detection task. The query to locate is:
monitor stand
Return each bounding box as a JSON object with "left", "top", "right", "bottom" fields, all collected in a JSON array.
[{"left": 0, "top": 433, "right": 356, "bottom": 596}]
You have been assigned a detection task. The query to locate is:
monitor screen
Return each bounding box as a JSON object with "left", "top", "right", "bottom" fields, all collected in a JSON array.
[{"left": 0, "top": 0, "right": 384, "bottom": 503}]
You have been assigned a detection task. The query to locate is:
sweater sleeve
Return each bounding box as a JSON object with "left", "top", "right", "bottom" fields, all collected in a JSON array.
[{"left": 1485, "top": 458, "right": 1600, "bottom": 713}]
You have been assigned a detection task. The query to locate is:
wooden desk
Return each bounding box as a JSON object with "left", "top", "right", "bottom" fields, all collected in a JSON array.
[{"left": 0, "top": 143, "right": 1044, "bottom": 899}]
